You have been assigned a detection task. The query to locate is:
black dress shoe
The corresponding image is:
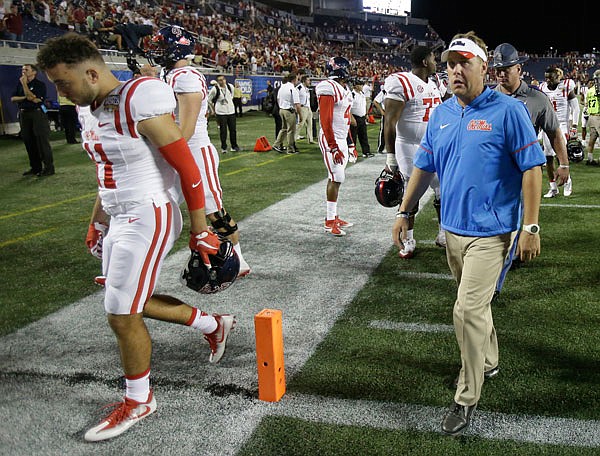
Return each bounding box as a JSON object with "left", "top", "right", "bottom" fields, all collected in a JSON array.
[
  {"left": 39, "top": 168, "right": 55, "bottom": 176},
  {"left": 22, "top": 169, "right": 38, "bottom": 176},
  {"left": 441, "top": 402, "right": 477, "bottom": 435}
]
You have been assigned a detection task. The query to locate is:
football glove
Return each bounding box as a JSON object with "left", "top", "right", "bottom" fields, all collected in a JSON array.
[
  {"left": 348, "top": 143, "right": 357, "bottom": 163},
  {"left": 189, "top": 229, "right": 221, "bottom": 266},
  {"left": 86, "top": 222, "right": 108, "bottom": 259},
  {"left": 330, "top": 145, "right": 344, "bottom": 165}
]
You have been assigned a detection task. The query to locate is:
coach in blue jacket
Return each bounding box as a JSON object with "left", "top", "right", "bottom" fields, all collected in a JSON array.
[{"left": 392, "top": 31, "right": 545, "bottom": 436}]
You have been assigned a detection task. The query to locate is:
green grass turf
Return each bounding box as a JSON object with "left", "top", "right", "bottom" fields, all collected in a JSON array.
[
  {"left": 239, "top": 415, "right": 599, "bottom": 456},
  {"left": 2, "top": 110, "right": 599, "bottom": 452},
  {"left": 289, "top": 193, "right": 600, "bottom": 420},
  {"left": 0, "top": 110, "right": 339, "bottom": 334}
]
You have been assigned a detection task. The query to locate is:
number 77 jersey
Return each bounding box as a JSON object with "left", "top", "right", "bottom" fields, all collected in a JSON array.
[{"left": 383, "top": 71, "right": 442, "bottom": 144}]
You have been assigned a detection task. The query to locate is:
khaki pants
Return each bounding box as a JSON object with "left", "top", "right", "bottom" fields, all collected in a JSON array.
[
  {"left": 296, "top": 106, "right": 313, "bottom": 142},
  {"left": 445, "top": 230, "right": 516, "bottom": 406},
  {"left": 274, "top": 109, "right": 297, "bottom": 150}
]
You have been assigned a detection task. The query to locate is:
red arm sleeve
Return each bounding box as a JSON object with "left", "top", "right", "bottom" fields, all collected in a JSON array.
[
  {"left": 159, "top": 137, "right": 205, "bottom": 211},
  {"left": 318, "top": 95, "right": 338, "bottom": 149}
]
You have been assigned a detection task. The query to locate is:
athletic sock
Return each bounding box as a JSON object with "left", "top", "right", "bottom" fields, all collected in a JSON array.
[
  {"left": 233, "top": 242, "right": 247, "bottom": 265},
  {"left": 125, "top": 368, "right": 150, "bottom": 403},
  {"left": 326, "top": 200, "right": 337, "bottom": 221},
  {"left": 186, "top": 308, "right": 217, "bottom": 334}
]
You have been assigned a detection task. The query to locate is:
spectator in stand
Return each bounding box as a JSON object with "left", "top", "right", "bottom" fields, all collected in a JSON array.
[
  {"left": 4, "top": 5, "right": 23, "bottom": 41},
  {"left": 114, "top": 21, "right": 154, "bottom": 55},
  {"left": 92, "top": 12, "right": 123, "bottom": 51}
]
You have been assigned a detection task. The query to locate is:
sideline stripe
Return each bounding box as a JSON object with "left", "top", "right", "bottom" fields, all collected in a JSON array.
[
  {"left": 0, "top": 227, "right": 58, "bottom": 248},
  {"left": 223, "top": 153, "right": 294, "bottom": 176},
  {"left": 220, "top": 152, "right": 252, "bottom": 163},
  {"left": 0, "top": 192, "right": 96, "bottom": 221},
  {"left": 541, "top": 203, "right": 600, "bottom": 209},
  {"left": 397, "top": 271, "right": 454, "bottom": 280},
  {"left": 271, "top": 393, "right": 600, "bottom": 448},
  {"left": 369, "top": 320, "right": 454, "bottom": 333}
]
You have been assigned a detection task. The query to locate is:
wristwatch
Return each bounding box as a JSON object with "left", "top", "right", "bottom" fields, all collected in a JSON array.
[{"left": 522, "top": 224, "right": 540, "bottom": 234}]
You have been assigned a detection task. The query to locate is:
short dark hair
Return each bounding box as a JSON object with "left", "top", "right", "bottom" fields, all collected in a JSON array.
[
  {"left": 37, "top": 33, "right": 104, "bottom": 70},
  {"left": 410, "top": 46, "right": 433, "bottom": 68},
  {"left": 23, "top": 63, "right": 39, "bottom": 73}
]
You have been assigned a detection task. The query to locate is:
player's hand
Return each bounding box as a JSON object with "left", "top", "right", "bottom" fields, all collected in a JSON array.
[
  {"left": 385, "top": 153, "right": 399, "bottom": 174},
  {"left": 554, "top": 166, "right": 570, "bottom": 186},
  {"left": 569, "top": 127, "right": 578, "bottom": 139},
  {"left": 86, "top": 222, "right": 108, "bottom": 259},
  {"left": 348, "top": 143, "right": 357, "bottom": 163},
  {"left": 392, "top": 216, "right": 409, "bottom": 249},
  {"left": 189, "top": 229, "right": 221, "bottom": 265},
  {"left": 330, "top": 145, "right": 344, "bottom": 165}
]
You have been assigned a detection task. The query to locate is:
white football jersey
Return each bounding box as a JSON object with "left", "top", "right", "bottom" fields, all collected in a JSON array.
[
  {"left": 78, "top": 77, "right": 178, "bottom": 212},
  {"left": 383, "top": 71, "right": 442, "bottom": 144},
  {"left": 539, "top": 79, "right": 575, "bottom": 127},
  {"left": 166, "top": 66, "right": 210, "bottom": 147},
  {"left": 316, "top": 78, "right": 352, "bottom": 140}
]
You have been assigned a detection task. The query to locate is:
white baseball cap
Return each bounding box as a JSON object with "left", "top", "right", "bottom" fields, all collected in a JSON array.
[{"left": 441, "top": 38, "right": 487, "bottom": 62}]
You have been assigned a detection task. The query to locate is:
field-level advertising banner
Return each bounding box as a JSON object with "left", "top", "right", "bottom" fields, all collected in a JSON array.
[
  {"left": 235, "top": 78, "right": 253, "bottom": 105},
  {"left": 0, "top": 66, "right": 283, "bottom": 125}
]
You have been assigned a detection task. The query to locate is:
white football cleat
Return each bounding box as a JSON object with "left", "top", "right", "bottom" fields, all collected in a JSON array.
[
  {"left": 84, "top": 391, "right": 157, "bottom": 442},
  {"left": 238, "top": 259, "right": 251, "bottom": 278},
  {"left": 399, "top": 238, "right": 416, "bottom": 259},
  {"left": 563, "top": 177, "right": 573, "bottom": 197},
  {"left": 205, "top": 314, "right": 236, "bottom": 363},
  {"left": 335, "top": 216, "right": 354, "bottom": 228},
  {"left": 324, "top": 218, "right": 346, "bottom": 236},
  {"left": 543, "top": 188, "right": 558, "bottom": 198}
]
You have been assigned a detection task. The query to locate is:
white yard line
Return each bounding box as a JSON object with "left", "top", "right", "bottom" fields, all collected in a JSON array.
[
  {"left": 271, "top": 393, "right": 600, "bottom": 448},
  {"left": 369, "top": 320, "right": 454, "bottom": 333},
  {"left": 541, "top": 203, "right": 600, "bottom": 208}
]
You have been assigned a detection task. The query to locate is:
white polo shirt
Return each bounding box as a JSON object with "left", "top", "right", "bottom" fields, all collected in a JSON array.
[
  {"left": 297, "top": 83, "right": 310, "bottom": 108},
  {"left": 351, "top": 89, "right": 367, "bottom": 117},
  {"left": 277, "top": 81, "right": 300, "bottom": 110}
]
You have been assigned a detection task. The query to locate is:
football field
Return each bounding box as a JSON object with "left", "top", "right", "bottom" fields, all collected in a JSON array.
[{"left": 0, "top": 111, "right": 599, "bottom": 455}]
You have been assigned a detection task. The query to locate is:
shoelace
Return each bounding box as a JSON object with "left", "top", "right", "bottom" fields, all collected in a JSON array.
[
  {"left": 100, "top": 399, "right": 137, "bottom": 425},
  {"left": 204, "top": 320, "right": 222, "bottom": 354}
]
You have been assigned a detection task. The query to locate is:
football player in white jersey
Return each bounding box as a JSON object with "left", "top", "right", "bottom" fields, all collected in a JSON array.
[
  {"left": 539, "top": 67, "right": 579, "bottom": 197},
  {"left": 317, "top": 57, "right": 354, "bottom": 236},
  {"left": 37, "top": 33, "right": 236, "bottom": 442},
  {"left": 147, "top": 25, "right": 251, "bottom": 277},
  {"left": 383, "top": 46, "right": 444, "bottom": 258}
]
